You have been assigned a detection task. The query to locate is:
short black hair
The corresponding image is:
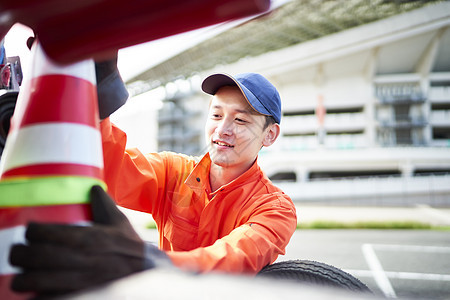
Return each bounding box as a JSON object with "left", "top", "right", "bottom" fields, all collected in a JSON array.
[{"left": 263, "top": 115, "right": 276, "bottom": 130}]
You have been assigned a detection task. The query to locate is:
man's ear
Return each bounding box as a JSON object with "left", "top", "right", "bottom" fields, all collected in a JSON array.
[{"left": 262, "top": 123, "right": 280, "bottom": 147}]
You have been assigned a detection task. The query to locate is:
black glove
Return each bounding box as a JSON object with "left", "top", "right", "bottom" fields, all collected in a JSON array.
[
  {"left": 95, "top": 54, "right": 129, "bottom": 120},
  {"left": 9, "top": 185, "right": 171, "bottom": 297},
  {"left": 0, "top": 90, "right": 18, "bottom": 158}
]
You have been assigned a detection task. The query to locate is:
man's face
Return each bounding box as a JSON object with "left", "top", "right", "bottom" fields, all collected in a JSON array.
[{"left": 205, "top": 86, "right": 269, "bottom": 174}]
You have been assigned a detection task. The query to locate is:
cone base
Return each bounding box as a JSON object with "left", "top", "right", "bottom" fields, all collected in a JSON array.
[
  {"left": 0, "top": 203, "right": 91, "bottom": 299},
  {"left": 0, "top": 203, "right": 92, "bottom": 229}
]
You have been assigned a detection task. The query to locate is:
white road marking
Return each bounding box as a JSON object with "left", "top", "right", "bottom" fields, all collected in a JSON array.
[
  {"left": 362, "top": 243, "right": 397, "bottom": 298},
  {"left": 347, "top": 269, "right": 450, "bottom": 281},
  {"left": 372, "top": 244, "right": 450, "bottom": 253}
]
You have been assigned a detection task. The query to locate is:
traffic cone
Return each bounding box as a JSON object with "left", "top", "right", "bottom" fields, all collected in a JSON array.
[{"left": 0, "top": 40, "right": 106, "bottom": 299}]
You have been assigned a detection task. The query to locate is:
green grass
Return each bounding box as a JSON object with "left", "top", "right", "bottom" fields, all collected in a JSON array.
[
  {"left": 146, "top": 220, "right": 450, "bottom": 230},
  {"left": 297, "top": 220, "right": 450, "bottom": 230}
]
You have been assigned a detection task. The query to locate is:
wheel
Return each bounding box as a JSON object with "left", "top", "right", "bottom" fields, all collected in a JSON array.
[{"left": 257, "top": 260, "right": 371, "bottom": 293}]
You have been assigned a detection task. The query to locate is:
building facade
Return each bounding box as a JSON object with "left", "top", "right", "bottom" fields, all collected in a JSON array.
[{"left": 128, "top": 2, "right": 450, "bottom": 206}]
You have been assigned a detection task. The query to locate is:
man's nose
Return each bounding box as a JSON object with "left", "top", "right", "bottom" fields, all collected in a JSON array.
[{"left": 216, "top": 118, "right": 233, "bottom": 136}]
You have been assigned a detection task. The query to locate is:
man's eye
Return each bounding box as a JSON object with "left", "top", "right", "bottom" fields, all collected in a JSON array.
[{"left": 236, "top": 118, "right": 247, "bottom": 124}]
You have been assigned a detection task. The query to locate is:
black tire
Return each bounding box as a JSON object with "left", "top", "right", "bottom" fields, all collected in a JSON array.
[{"left": 257, "top": 260, "right": 371, "bottom": 293}]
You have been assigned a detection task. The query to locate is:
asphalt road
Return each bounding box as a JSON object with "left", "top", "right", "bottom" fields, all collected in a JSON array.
[
  {"left": 138, "top": 228, "right": 450, "bottom": 299},
  {"left": 279, "top": 229, "right": 450, "bottom": 300},
  {"left": 130, "top": 200, "right": 450, "bottom": 300}
]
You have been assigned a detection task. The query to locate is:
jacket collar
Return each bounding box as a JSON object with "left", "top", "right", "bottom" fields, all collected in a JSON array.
[
  {"left": 184, "top": 153, "right": 211, "bottom": 197},
  {"left": 185, "top": 153, "right": 261, "bottom": 198}
]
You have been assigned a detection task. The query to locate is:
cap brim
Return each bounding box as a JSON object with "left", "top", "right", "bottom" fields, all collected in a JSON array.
[{"left": 201, "top": 73, "right": 237, "bottom": 95}]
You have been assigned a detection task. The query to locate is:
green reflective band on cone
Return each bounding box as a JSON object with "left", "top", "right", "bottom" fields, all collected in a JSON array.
[{"left": 0, "top": 176, "right": 107, "bottom": 207}]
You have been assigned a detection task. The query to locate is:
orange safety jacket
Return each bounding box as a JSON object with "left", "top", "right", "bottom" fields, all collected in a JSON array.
[{"left": 100, "top": 118, "right": 297, "bottom": 274}]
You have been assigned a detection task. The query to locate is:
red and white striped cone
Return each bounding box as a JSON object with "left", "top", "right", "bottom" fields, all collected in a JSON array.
[{"left": 0, "top": 40, "right": 106, "bottom": 300}]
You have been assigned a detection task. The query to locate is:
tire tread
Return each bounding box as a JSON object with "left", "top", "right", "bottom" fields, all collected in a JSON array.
[{"left": 257, "top": 260, "right": 371, "bottom": 293}]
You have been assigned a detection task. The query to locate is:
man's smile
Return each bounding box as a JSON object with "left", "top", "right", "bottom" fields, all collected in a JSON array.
[{"left": 213, "top": 140, "right": 234, "bottom": 148}]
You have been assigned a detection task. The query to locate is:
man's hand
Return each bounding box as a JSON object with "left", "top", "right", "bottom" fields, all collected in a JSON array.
[{"left": 9, "top": 185, "right": 171, "bottom": 296}]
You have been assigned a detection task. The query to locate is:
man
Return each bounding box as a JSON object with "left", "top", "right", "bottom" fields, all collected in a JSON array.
[
  {"left": 10, "top": 72, "right": 297, "bottom": 295},
  {"left": 102, "top": 72, "right": 297, "bottom": 273}
]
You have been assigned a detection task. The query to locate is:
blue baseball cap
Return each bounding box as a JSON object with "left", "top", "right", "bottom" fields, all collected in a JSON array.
[{"left": 201, "top": 72, "right": 282, "bottom": 124}]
